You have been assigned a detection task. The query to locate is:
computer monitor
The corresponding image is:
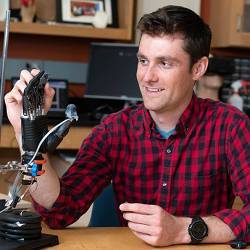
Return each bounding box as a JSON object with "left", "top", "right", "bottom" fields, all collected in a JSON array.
[
  {"left": 85, "top": 42, "right": 142, "bottom": 101},
  {"left": 48, "top": 79, "right": 68, "bottom": 112}
]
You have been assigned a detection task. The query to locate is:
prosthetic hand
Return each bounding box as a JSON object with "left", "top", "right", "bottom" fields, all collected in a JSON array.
[
  {"left": 0, "top": 71, "right": 78, "bottom": 209},
  {"left": 21, "top": 71, "right": 78, "bottom": 184}
]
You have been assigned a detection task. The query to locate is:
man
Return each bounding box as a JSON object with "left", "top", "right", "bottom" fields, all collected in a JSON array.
[{"left": 5, "top": 5, "right": 250, "bottom": 247}]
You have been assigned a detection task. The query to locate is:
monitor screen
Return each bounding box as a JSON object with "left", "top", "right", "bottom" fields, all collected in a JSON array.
[
  {"left": 48, "top": 79, "right": 68, "bottom": 112},
  {"left": 85, "top": 42, "right": 142, "bottom": 101}
]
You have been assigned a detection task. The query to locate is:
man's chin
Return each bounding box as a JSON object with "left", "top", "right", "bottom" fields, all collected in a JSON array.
[
  {"left": 143, "top": 101, "right": 171, "bottom": 114},
  {"left": 144, "top": 103, "right": 162, "bottom": 112}
]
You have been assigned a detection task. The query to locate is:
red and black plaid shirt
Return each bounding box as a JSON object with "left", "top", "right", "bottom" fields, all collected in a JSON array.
[{"left": 34, "top": 94, "right": 250, "bottom": 241}]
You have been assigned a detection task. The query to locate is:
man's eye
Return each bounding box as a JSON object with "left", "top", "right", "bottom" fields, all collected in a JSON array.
[
  {"left": 161, "top": 61, "right": 172, "bottom": 68},
  {"left": 138, "top": 58, "right": 148, "bottom": 65}
]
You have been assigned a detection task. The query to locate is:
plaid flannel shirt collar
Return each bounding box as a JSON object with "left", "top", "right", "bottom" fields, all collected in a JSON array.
[{"left": 141, "top": 92, "right": 201, "bottom": 138}]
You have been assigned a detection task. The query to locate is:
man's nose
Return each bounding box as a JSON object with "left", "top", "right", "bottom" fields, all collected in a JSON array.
[{"left": 143, "top": 65, "right": 158, "bottom": 83}]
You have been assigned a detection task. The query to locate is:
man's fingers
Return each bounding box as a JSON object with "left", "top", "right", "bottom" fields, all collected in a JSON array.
[
  {"left": 21, "top": 68, "right": 41, "bottom": 85},
  {"left": 5, "top": 85, "right": 23, "bottom": 104},
  {"left": 4, "top": 79, "right": 28, "bottom": 105},
  {"left": 131, "top": 230, "right": 158, "bottom": 246},
  {"left": 128, "top": 221, "right": 152, "bottom": 235},
  {"left": 20, "top": 69, "right": 34, "bottom": 84},
  {"left": 119, "top": 203, "right": 159, "bottom": 214},
  {"left": 123, "top": 212, "right": 153, "bottom": 225},
  {"left": 44, "top": 83, "right": 55, "bottom": 98},
  {"left": 13, "top": 80, "right": 28, "bottom": 95},
  {"left": 44, "top": 83, "right": 55, "bottom": 113},
  {"left": 128, "top": 221, "right": 159, "bottom": 236},
  {"left": 30, "top": 68, "right": 40, "bottom": 76}
]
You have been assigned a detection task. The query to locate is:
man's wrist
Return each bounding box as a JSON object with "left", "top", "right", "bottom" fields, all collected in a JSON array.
[
  {"left": 173, "top": 217, "right": 192, "bottom": 244},
  {"left": 15, "top": 132, "right": 24, "bottom": 155},
  {"left": 174, "top": 216, "right": 235, "bottom": 245},
  {"left": 188, "top": 216, "right": 209, "bottom": 244}
]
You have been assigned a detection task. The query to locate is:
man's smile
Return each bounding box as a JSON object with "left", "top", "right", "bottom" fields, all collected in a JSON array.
[{"left": 143, "top": 86, "right": 166, "bottom": 95}]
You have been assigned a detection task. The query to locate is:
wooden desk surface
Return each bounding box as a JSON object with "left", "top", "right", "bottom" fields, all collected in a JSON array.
[{"left": 43, "top": 227, "right": 236, "bottom": 250}]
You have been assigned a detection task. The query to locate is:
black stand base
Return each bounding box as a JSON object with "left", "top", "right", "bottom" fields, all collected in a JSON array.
[{"left": 0, "top": 233, "right": 59, "bottom": 250}]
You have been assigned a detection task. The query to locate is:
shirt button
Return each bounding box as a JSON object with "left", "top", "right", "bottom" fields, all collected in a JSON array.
[
  {"left": 166, "top": 148, "right": 172, "bottom": 153},
  {"left": 162, "top": 182, "right": 167, "bottom": 187}
]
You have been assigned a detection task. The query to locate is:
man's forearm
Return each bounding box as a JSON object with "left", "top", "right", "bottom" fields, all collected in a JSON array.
[
  {"left": 15, "top": 132, "right": 60, "bottom": 209},
  {"left": 120, "top": 203, "right": 237, "bottom": 247},
  {"left": 29, "top": 154, "right": 60, "bottom": 209},
  {"left": 203, "top": 216, "right": 235, "bottom": 243}
]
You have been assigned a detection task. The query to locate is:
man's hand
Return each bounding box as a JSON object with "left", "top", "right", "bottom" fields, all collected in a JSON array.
[
  {"left": 4, "top": 69, "right": 54, "bottom": 135},
  {"left": 119, "top": 203, "right": 191, "bottom": 247}
]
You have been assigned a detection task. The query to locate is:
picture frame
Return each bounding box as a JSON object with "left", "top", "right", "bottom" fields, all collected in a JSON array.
[
  {"left": 57, "top": 0, "right": 118, "bottom": 27},
  {"left": 0, "top": 0, "right": 9, "bottom": 21}
]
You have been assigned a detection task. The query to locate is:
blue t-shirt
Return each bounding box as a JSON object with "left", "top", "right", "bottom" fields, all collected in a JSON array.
[{"left": 156, "top": 126, "right": 175, "bottom": 139}]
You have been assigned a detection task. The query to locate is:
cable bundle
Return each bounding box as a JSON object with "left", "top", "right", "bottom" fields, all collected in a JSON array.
[{"left": 0, "top": 210, "right": 42, "bottom": 240}]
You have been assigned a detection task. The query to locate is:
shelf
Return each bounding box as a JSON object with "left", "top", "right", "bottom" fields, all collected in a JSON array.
[
  {"left": 0, "top": 0, "right": 135, "bottom": 60},
  {"left": 209, "top": 0, "right": 250, "bottom": 48},
  {"left": 0, "top": 21, "right": 133, "bottom": 41}
]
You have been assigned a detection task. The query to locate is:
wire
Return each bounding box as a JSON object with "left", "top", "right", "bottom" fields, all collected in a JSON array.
[
  {"left": 0, "top": 117, "right": 73, "bottom": 213},
  {"left": 0, "top": 205, "right": 11, "bottom": 214},
  {"left": 0, "top": 177, "right": 35, "bottom": 214},
  {"left": 27, "top": 118, "right": 71, "bottom": 165},
  {"left": 20, "top": 179, "right": 35, "bottom": 200}
]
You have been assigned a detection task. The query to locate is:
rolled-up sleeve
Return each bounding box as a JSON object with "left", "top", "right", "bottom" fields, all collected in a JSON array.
[
  {"left": 33, "top": 122, "right": 113, "bottom": 228},
  {"left": 214, "top": 115, "right": 250, "bottom": 242}
]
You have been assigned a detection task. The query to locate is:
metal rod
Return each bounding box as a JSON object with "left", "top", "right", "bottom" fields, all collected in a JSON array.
[{"left": 0, "top": 10, "right": 10, "bottom": 141}]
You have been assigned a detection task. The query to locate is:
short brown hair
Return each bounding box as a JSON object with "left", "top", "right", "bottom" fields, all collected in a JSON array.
[{"left": 137, "top": 5, "right": 212, "bottom": 67}]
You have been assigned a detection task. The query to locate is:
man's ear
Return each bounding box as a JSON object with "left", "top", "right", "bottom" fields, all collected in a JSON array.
[{"left": 192, "top": 56, "right": 209, "bottom": 81}]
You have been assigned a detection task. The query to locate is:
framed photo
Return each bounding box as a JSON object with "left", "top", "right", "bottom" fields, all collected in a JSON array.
[
  {"left": 57, "top": 0, "right": 118, "bottom": 27},
  {"left": 103, "top": 0, "right": 118, "bottom": 27},
  {"left": 0, "top": 0, "right": 9, "bottom": 21}
]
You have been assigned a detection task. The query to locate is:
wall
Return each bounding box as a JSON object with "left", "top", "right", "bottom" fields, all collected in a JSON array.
[
  {"left": 2, "top": 1, "right": 202, "bottom": 96},
  {"left": 135, "top": 0, "right": 201, "bottom": 43}
]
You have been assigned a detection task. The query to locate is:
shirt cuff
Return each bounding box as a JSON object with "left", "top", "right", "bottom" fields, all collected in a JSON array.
[{"left": 213, "top": 209, "right": 248, "bottom": 242}]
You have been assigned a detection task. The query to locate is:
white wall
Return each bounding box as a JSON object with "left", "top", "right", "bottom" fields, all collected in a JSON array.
[{"left": 135, "top": 0, "right": 201, "bottom": 43}]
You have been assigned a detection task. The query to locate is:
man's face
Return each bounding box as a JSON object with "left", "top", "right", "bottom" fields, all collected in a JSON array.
[{"left": 136, "top": 33, "right": 197, "bottom": 114}]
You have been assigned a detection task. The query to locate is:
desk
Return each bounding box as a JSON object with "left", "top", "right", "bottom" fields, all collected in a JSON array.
[{"left": 43, "top": 227, "right": 236, "bottom": 249}]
